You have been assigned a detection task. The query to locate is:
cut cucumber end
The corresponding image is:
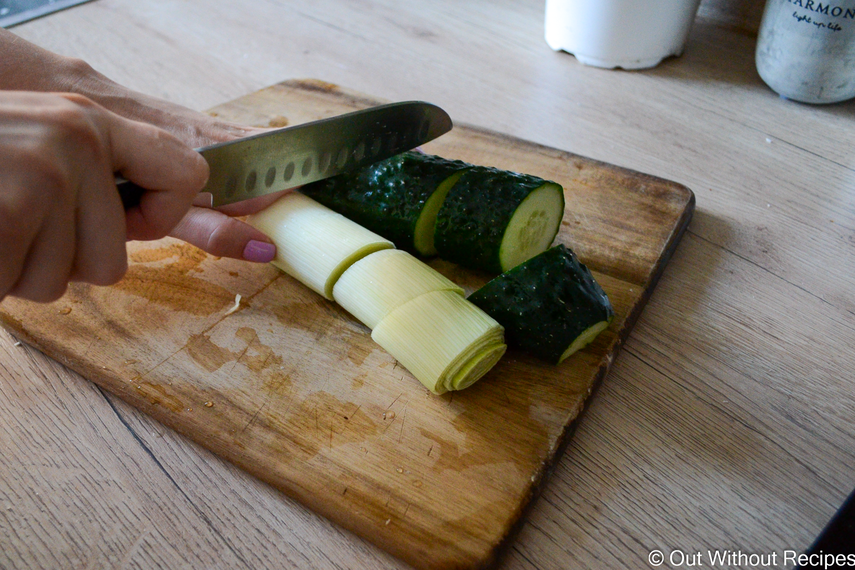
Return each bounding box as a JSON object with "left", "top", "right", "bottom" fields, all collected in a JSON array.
[
  {"left": 498, "top": 182, "right": 565, "bottom": 271},
  {"left": 413, "top": 170, "right": 465, "bottom": 257},
  {"left": 557, "top": 319, "right": 610, "bottom": 364},
  {"left": 468, "top": 245, "right": 614, "bottom": 365}
]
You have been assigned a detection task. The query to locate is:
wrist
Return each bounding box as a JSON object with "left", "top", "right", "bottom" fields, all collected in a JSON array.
[{"left": 0, "top": 29, "right": 86, "bottom": 92}]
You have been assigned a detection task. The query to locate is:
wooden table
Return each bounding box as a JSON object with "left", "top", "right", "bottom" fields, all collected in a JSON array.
[{"left": 2, "top": 1, "right": 853, "bottom": 568}]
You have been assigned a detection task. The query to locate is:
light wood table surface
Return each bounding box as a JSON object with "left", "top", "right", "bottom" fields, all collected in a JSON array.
[{"left": 2, "top": 1, "right": 854, "bottom": 568}]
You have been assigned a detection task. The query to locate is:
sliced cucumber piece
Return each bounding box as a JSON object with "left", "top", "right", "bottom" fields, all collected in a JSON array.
[
  {"left": 468, "top": 245, "right": 614, "bottom": 364},
  {"left": 499, "top": 184, "right": 566, "bottom": 271},
  {"left": 301, "top": 151, "right": 471, "bottom": 256},
  {"left": 434, "top": 166, "right": 565, "bottom": 274},
  {"left": 413, "top": 170, "right": 465, "bottom": 256},
  {"left": 558, "top": 320, "right": 610, "bottom": 363}
]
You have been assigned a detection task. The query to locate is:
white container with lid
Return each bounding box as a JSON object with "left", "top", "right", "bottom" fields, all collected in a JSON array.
[
  {"left": 755, "top": 0, "right": 855, "bottom": 104},
  {"left": 544, "top": 0, "right": 703, "bottom": 70}
]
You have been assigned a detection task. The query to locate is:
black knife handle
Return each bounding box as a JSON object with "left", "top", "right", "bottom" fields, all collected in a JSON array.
[{"left": 116, "top": 178, "right": 144, "bottom": 210}]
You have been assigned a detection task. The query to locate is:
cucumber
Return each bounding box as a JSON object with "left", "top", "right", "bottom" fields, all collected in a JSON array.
[
  {"left": 467, "top": 245, "right": 614, "bottom": 364},
  {"left": 434, "top": 166, "right": 565, "bottom": 273},
  {"left": 300, "top": 151, "right": 471, "bottom": 256}
]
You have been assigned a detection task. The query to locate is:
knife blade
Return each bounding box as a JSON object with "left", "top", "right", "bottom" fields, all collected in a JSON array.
[{"left": 117, "top": 101, "right": 452, "bottom": 209}]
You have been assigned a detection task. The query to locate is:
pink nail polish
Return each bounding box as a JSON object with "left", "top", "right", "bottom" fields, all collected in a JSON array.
[{"left": 243, "top": 240, "right": 276, "bottom": 263}]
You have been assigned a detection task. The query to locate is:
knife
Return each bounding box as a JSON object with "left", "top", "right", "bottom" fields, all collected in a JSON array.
[{"left": 117, "top": 101, "right": 452, "bottom": 209}]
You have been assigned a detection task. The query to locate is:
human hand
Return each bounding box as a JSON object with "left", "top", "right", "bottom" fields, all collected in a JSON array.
[
  {"left": 0, "top": 28, "right": 282, "bottom": 264},
  {"left": 87, "top": 77, "right": 289, "bottom": 262},
  {"left": 0, "top": 91, "right": 208, "bottom": 302},
  {"left": 58, "top": 60, "right": 287, "bottom": 262}
]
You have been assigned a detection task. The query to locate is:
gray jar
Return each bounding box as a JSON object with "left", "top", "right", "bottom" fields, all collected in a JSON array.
[{"left": 755, "top": 0, "right": 855, "bottom": 104}]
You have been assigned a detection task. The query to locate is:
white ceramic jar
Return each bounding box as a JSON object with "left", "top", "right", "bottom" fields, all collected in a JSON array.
[
  {"left": 544, "top": 0, "right": 703, "bottom": 70},
  {"left": 756, "top": 0, "right": 855, "bottom": 104}
]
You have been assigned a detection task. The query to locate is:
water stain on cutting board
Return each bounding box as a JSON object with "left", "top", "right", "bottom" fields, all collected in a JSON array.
[
  {"left": 269, "top": 295, "right": 367, "bottom": 356},
  {"left": 416, "top": 420, "right": 544, "bottom": 475},
  {"left": 291, "top": 392, "right": 380, "bottom": 452},
  {"left": 186, "top": 327, "right": 284, "bottom": 374},
  {"left": 135, "top": 382, "right": 185, "bottom": 413},
  {"left": 414, "top": 373, "right": 553, "bottom": 475},
  {"left": 347, "top": 344, "right": 371, "bottom": 367},
  {"left": 186, "top": 332, "right": 240, "bottom": 373},
  {"left": 114, "top": 244, "right": 233, "bottom": 315}
]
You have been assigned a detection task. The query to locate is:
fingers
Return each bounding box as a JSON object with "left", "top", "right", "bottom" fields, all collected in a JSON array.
[
  {"left": 9, "top": 191, "right": 76, "bottom": 302},
  {"left": 0, "top": 174, "right": 45, "bottom": 297},
  {"left": 0, "top": 91, "right": 205, "bottom": 302},
  {"left": 0, "top": 166, "right": 73, "bottom": 301},
  {"left": 69, "top": 160, "right": 128, "bottom": 286},
  {"left": 53, "top": 92, "right": 207, "bottom": 242},
  {"left": 169, "top": 207, "right": 276, "bottom": 262},
  {"left": 103, "top": 112, "right": 209, "bottom": 241},
  {"left": 0, "top": 87, "right": 272, "bottom": 304}
]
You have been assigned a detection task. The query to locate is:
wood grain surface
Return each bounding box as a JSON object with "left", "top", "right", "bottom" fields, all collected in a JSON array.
[
  {"left": 2, "top": 1, "right": 854, "bottom": 569},
  {"left": 0, "top": 80, "right": 692, "bottom": 569}
]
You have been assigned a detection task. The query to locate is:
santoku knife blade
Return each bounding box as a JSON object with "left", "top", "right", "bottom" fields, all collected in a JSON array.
[{"left": 118, "top": 101, "right": 452, "bottom": 208}]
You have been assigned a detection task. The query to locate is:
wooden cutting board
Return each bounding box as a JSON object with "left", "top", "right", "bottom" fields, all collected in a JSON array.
[{"left": 0, "top": 79, "right": 694, "bottom": 570}]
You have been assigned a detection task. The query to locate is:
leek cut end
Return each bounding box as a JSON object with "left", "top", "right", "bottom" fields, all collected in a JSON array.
[
  {"left": 448, "top": 342, "right": 506, "bottom": 391},
  {"left": 324, "top": 242, "right": 394, "bottom": 299},
  {"left": 371, "top": 290, "right": 505, "bottom": 394}
]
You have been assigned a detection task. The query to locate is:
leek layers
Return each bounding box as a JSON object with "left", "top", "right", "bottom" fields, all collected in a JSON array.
[{"left": 248, "top": 193, "right": 506, "bottom": 393}]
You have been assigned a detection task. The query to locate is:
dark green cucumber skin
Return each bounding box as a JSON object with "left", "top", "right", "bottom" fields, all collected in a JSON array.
[
  {"left": 434, "top": 166, "right": 555, "bottom": 274},
  {"left": 468, "top": 245, "right": 614, "bottom": 363},
  {"left": 300, "top": 152, "right": 470, "bottom": 254}
]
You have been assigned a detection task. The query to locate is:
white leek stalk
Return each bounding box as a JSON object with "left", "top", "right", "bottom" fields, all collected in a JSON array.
[
  {"left": 247, "top": 193, "right": 393, "bottom": 299},
  {"left": 248, "top": 193, "right": 506, "bottom": 394},
  {"left": 333, "top": 249, "right": 463, "bottom": 329},
  {"left": 371, "top": 290, "right": 506, "bottom": 394}
]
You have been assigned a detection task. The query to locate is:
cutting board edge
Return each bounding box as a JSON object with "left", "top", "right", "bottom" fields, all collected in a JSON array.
[{"left": 485, "top": 189, "right": 695, "bottom": 569}]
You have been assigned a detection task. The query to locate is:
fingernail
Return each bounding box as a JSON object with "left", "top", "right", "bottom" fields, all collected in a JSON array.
[{"left": 243, "top": 240, "right": 276, "bottom": 263}]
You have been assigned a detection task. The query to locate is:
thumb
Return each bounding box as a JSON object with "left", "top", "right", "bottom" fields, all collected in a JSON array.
[{"left": 170, "top": 207, "right": 276, "bottom": 262}]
